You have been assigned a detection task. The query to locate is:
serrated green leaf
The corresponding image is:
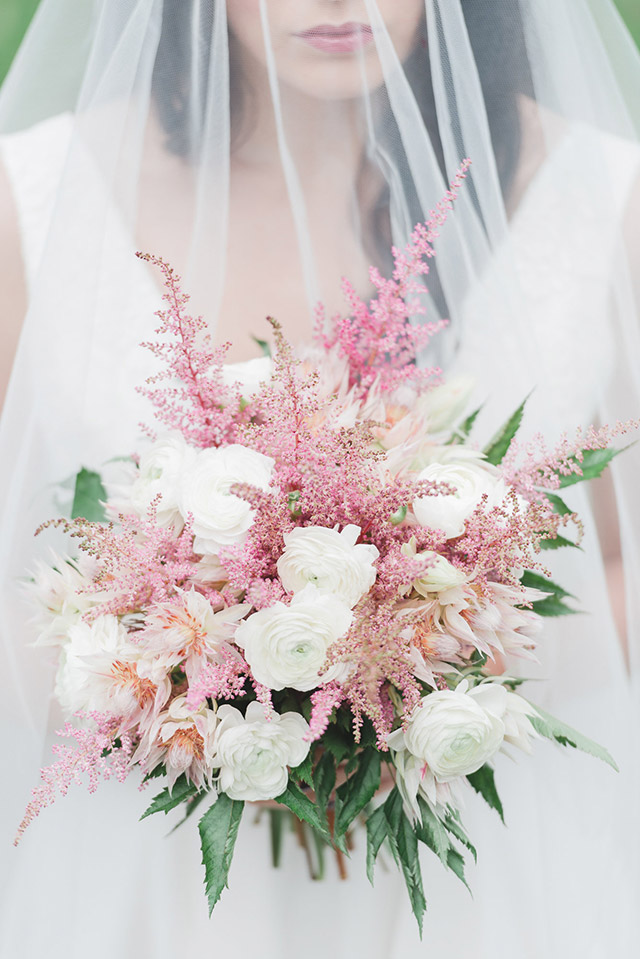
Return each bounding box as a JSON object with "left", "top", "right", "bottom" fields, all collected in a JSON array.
[
  {"left": 443, "top": 810, "right": 477, "bottom": 863},
  {"left": 321, "top": 723, "right": 352, "bottom": 765},
  {"left": 448, "top": 405, "right": 483, "bottom": 445},
  {"left": 312, "top": 752, "right": 336, "bottom": 812},
  {"left": 520, "top": 570, "right": 578, "bottom": 617},
  {"left": 198, "top": 794, "right": 244, "bottom": 915},
  {"left": 291, "top": 752, "right": 314, "bottom": 789},
  {"left": 365, "top": 804, "right": 389, "bottom": 885},
  {"left": 543, "top": 492, "right": 573, "bottom": 516},
  {"left": 168, "top": 790, "right": 209, "bottom": 835},
  {"left": 396, "top": 811, "right": 426, "bottom": 936},
  {"left": 415, "top": 797, "right": 451, "bottom": 865},
  {"left": 467, "top": 765, "right": 505, "bottom": 823},
  {"left": 539, "top": 534, "right": 581, "bottom": 551},
  {"left": 531, "top": 596, "right": 579, "bottom": 617},
  {"left": 251, "top": 334, "right": 272, "bottom": 357},
  {"left": 333, "top": 748, "right": 381, "bottom": 839},
  {"left": 142, "top": 764, "right": 167, "bottom": 783},
  {"left": 527, "top": 704, "right": 618, "bottom": 771},
  {"left": 556, "top": 447, "right": 624, "bottom": 489},
  {"left": 446, "top": 847, "right": 471, "bottom": 892},
  {"left": 71, "top": 467, "right": 107, "bottom": 522},
  {"left": 483, "top": 395, "right": 530, "bottom": 465},
  {"left": 275, "top": 781, "right": 331, "bottom": 843},
  {"left": 139, "top": 774, "right": 198, "bottom": 820}
]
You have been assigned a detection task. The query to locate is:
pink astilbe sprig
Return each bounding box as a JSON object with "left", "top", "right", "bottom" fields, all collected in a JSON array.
[
  {"left": 502, "top": 421, "right": 636, "bottom": 502},
  {"left": 185, "top": 651, "right": 248, "bottom": 710},
  {"left": 136, "top": 253, "right": 251, "bottom": 447},
  {"left": 328, "top": 600, "right": 426, "bottom": 748},
  {"left": 315, "top": 160, "right": 471, "bottom": 395},
  {"left": 15, "top": 713, "right": 134, "bottom": 844},
  {"left": 306, "top": 682, "right": 345, "bottom": 743},
  {"left": 37, "top": 506, "right": 199, "bottom": 619}
]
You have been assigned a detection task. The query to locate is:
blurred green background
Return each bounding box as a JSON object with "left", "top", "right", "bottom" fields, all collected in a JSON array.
[{"left": 0, "top": 0, "right": 639, "bottom": 85}]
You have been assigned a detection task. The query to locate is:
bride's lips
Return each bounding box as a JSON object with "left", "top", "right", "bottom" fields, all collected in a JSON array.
[{"left": 295, "top": 23, "right": 374, "bottom": 54}]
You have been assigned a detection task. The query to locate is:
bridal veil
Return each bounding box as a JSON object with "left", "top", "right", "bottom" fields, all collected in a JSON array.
[{"left": 0, "top": 2, "right": 639, "bottom": 956}]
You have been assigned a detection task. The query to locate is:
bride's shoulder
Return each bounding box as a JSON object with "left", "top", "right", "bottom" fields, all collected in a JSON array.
[{"left": 0, "top": 113, "right": 73, "bottom": 404}]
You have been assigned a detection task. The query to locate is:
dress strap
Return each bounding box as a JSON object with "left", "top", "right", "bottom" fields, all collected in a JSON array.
[{"left": 0, "top": 113, "right": 73, "bottom": 292}]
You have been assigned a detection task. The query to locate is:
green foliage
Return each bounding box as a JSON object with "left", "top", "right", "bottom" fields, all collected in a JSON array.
[
  {"left": 333, "top": 747, "right": 381, "bottom": 840},
  {"left": 467, "top": 765, "right": 505, "bottom": 823},
  {"left": 539, "top": 533, "right": 580, "bottom": 551},
  {"left": 290, "top": 752, "right": 314, "bottom": 789},
  {"left": 71, "top": 467, "right": 107, "bottom": 522},
  {"left": 448, "top": 405, "right": 483, "bottom": 445},
  {"left": 275, "top": 781, "right": 331, "bottom": 843},
  {"left": 251, "top": 335, "right": 272, "bottom": 357},
  {"left": 527, "top": 704, "right": 618, "bottom": 771},
  {"left": 483, "top": 395, "right": 530, "bottom": 465},
  {"left": 312, "top": 751, "right": 336, "bottom": 813},
  {"left": 520, "top": 570, "right": 577, "bottom": 617},
  {"left": 365, "top": 804, "right": 389, "bottom": 884},
  {"left": 139, "top": 774, "right": 198, "bottom": 820},
  {"left": 199, "top": 794, "right": 244, "bottom": 915},
  {"left": 556, "top": 447, "right": 623, "bottom": 489}
]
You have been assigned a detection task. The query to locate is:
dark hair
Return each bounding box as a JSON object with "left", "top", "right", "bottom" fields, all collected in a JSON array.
[{"left": 153, "top": 0, "right": 533, "bottom": 294}]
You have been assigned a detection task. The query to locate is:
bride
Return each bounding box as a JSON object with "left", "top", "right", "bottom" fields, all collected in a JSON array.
[{"left": 1, "top": 2, "right": 639, "bottom": 956}]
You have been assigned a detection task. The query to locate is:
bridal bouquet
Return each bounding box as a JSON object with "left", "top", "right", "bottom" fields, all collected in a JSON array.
[{"left": 18, "top": 166, "right": 625, "bottom": 931}]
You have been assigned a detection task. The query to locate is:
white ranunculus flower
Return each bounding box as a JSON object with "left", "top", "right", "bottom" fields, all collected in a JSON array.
[
  {"left": 130, "top": 432, "right": 196, "bottom": 527},
  {"left": 222, "top": 356, "right": 272, "bottom": 396},
  {"left": 178, "top": 444, "right": 274, "bottom": 554},
  {"left": 277, "top": 524, "right": 378, "bottom": 608},
  {"left": 389, "top": 680, "right": 506, "bottom": 782},
  {"left": 412, "top": 457, "right": 508, "bottom": 539},
  {"left": 213, "top": 701, "right": 310, "bottom": 801},
  {"left": 235, "top": 584, "right": 352, "bottom": 691}
]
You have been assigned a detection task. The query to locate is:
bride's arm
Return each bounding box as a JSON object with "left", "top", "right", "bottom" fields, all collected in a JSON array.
[{"left": 0, "top": 158, "right": 26, "bottom": 410}]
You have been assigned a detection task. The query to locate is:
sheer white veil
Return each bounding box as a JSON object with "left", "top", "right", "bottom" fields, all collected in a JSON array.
[{"left": 0, "top": 1, "right": 639, "bottom": 955}]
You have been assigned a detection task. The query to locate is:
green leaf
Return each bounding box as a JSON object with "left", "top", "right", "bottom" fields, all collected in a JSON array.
[
  {"left": 483, "top": 395, "right": 530, "bottom": 465},
  {"left": 168, "top": 790, "right": 209, "bottom": 835},
  {"left": 467, "top": 765, "right": 505, "bottom": 823},
  {"left": 443, "top": 810, "right": 477, "bottom": 863},
  {"left": 446, "top": 847, "right": 471, "bottom": 893},
  {"left": 198, "top": 793, "right": 244, "bottom": 915},
  {"left": 383, "top": 789, "right": 426, "bottom": 935},
  {"left": 269, "top": 809, "right": 286, "bottom": 868},
  {"left": 556, "top": 447, "right": 623, "bottom": 489},
  {"left": 520, "top": 570, "right": 578, "bottom": 617},
  {"left": 365, "top": 804, "right": 389, "bottom": 884},
  {"left": 544, "top": 492, "right": 573, "bottom": 516},
  {"left": 139, "top": 774, "right": 198, "bottom": 820},
  {"left": 275, "top": 781, "right": 331, "bottom": 843},
  {"left": 396, "top": 812, "right": 426, "bottom": 935},
  {"left": 321, "top": 723, "right": 352, "bottom": 765},
  {"left": 539, "top": 534, "right": 581, "bottom": 551},
  {"left": 448, "top": 405, "right": 483, "bottom": 445},
  {"left": 415, "top": 797, "right": 451, "bottom": 866},
  {"left": 291, "top": 752, "right": 314, "bottom": 789},
  {"left": 312, "top": 752, "right": 336, "bottom": 812},
  {"left": 251, "top": 334, "right": 272, "bottom": 357},
  {"left": 71, "top": 467, "right": 107, "bottom": 522},
  {"left": 527, "top": 704, "right": 618, "bottom": 771},
  {"left": 333, "top": 748, "right": 381, "bottom": 839}
]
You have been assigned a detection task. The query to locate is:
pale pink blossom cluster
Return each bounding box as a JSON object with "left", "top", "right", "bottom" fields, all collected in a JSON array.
[{"left": 19, "top": 164, "right": 626, "bottom": 848}]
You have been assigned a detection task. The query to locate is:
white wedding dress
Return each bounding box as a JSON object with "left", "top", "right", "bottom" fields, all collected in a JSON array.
[{"left": 1, "top": 113, "right": 638, "bottom": 959}]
